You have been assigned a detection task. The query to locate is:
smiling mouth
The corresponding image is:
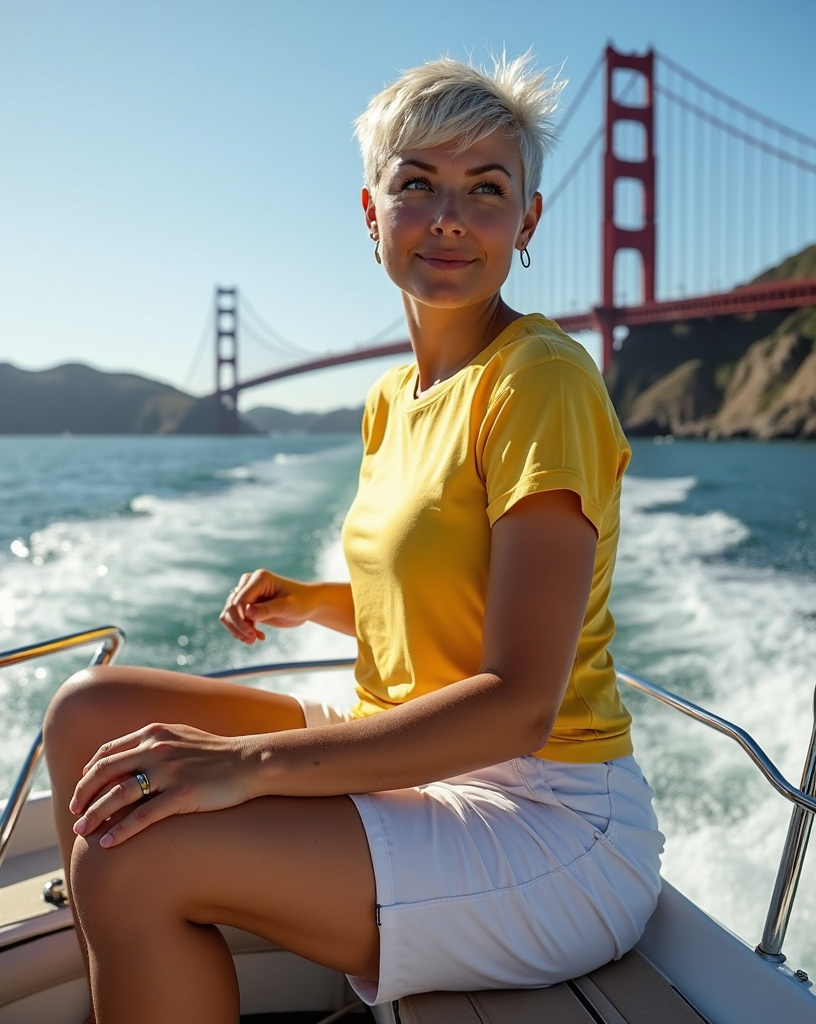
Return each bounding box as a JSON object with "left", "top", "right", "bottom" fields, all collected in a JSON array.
[{"left": 418, "top": 253, "right": 474, "bottom": 270}]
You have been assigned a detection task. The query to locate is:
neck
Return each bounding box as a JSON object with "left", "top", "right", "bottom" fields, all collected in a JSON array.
[{"left": 404, "top": 295, "right": 522, "bottom": 396}]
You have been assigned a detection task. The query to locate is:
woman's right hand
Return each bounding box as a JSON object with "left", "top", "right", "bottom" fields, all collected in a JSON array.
[{"left": 220, "top": 569, "right": 311, "bottom": 644}]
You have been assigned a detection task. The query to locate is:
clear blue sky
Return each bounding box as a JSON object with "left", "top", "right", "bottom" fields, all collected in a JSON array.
[{"left": 1, "top": 0, "right": 814, "bottom": 411}]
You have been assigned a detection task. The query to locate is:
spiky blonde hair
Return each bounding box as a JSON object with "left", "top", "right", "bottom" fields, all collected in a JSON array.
[{"left": 355, "top": 53, "right": 565, "bottom": 204}]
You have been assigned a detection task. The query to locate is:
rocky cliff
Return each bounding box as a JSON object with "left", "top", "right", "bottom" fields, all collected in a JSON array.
[
  {"left": 4, "top": 244, "right": 814, "bottom": 438},
  {"left": 604, "top": 244, "right": 816, "bottom": 440}
]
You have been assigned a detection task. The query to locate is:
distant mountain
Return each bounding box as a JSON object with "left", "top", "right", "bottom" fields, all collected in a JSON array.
[
  {"left": 0, "top": 362, "right": 250, "bottom": 435},
  {"left": 0, "top": 361, "right": 365, "bottom": 435},
  {"left": 5, "top": 242, "right": 813, "bottom": 439},
  {"left": 604, "top": 243, "right": 816, "bottom": 440},
  {"left": 242, "top": 405, "right": 363, "bottom": 434}
]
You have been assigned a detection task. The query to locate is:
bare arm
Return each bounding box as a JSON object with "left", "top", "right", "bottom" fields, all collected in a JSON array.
[
  {"left": 72, "top": 488, "right": 597, "bottom": 845},
  {"left": 220, "top": 570, "right": 357, "bottom": 642},
  {"left": 254, "top": 487, "right": 597, "bottom": 792}
]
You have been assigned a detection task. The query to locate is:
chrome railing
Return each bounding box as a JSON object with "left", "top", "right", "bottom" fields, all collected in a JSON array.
[
  {"left": 1, "top": 633, "right": 813, "bottom": 971},
  {"left": 0, "top": 626, "right": 126, "bottom": 871},
  {"left": 616, "top": 667, "right": 816, "bottom": 967}
]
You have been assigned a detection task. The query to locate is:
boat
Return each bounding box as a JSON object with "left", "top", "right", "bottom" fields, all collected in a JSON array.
[{"left": 1, "top": 626, "right": 815, "bottom": 1023}]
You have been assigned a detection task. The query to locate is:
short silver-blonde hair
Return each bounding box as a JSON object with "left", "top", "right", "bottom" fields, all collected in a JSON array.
[{"left": 355, "top": 53, "right": 564, "bottom": 205}]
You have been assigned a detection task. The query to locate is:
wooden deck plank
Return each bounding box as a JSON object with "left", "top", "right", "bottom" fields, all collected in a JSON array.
[
  {"left": 585, "top": 951, "right": 707, "bottom": 1023},
  {"left": 398, "top": 984, "right": 595, "bottom": 1023},
  {"left": 397, "top": 950, "right": 709, "bottom": 1024}
]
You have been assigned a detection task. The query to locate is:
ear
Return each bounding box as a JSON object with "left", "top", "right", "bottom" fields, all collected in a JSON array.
[
  {"left": 362, "top": 187, "right": 377, "bottom": 235},
  {"left": 516, "top": 192, "right": 543, "bottom": 251}
]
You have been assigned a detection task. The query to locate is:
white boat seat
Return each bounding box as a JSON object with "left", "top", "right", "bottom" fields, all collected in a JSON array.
[{"left": 397, "top": 949, "right": 706, "bottom": 1024}]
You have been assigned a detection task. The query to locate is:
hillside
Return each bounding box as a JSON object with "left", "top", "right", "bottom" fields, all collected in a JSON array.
[
  {"left": 0, "top": 362, "right": 251, "bottom": 435},
  {"left": 4, "top": 243, "right": 813, "bottom": 438},
  {"left": 242, "top": 405, "right": 363, "bottom": 434},
  {"left": 604, "top": 244, "right": 816, "bottom": 439},
  {"left": 0, "top": 361, "right": 363, "bottom": 435}
]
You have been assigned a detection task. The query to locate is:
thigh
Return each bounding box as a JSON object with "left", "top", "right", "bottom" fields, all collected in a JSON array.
[
  {"left": 45, "top": 664, "right": 307, "bottom": 767},
  {"left": 72, "top": 790, "right": 379, "bottom": 980}
]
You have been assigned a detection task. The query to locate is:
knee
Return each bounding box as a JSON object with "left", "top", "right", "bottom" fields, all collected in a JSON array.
[
  {"left": 71, "top": 822, "right": 193, "bottom": 939},
  {"left": 43, "top": 667, "right": 119, "bottom": 764},
  {"left": 70, "top": 831, "right": 151, "bottom": 938}
]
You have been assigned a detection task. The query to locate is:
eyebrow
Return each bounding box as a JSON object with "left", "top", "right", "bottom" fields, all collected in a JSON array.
[{"left": 399, "top": 158, "right": 513, "bottom": 179}]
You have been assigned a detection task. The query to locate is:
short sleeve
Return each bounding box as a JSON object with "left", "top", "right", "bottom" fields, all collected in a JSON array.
[
  {"left": 478, "top": 357, "right": 630, "bottom": 532},
  {"left": 359, "top": 366, "right": 409, "bottom": 455}
]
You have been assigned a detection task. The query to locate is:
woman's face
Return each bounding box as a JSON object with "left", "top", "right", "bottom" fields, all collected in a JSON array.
[{"left": 364, "top": 131, "right": 541, "bottom": 313}]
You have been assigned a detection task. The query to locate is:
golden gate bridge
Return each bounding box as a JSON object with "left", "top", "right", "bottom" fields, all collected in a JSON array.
[{"left": 196, "top": 45, "right": 816, "bottom": 431}]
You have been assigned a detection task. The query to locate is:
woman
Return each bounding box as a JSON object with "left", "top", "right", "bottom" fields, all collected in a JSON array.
[{"left": 44, "top": 54, "right": 663, "bottom": 1023}]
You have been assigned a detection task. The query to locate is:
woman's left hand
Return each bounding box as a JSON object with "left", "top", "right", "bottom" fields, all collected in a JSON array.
[{"left": 70, "top": 723, "right": 262, "bottom": 848}]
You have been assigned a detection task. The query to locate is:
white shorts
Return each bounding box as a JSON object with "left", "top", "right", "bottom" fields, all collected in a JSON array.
[{"left": 293, "top": 695, "right": 664, "bottom": 1006}]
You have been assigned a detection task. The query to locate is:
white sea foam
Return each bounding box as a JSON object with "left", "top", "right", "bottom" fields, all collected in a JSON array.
[
  {"left": 1, "top": 450, "right": 813, "bottom": 971},
  {"left": 616, "top": 474, "right": 816, "bottom": 971},
  {"left": 0, "top": 444, "right": 360, "bottom": 785}
]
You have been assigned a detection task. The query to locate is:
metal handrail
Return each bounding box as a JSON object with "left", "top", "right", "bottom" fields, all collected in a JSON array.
[
  {"left": 616, "top": 668, "right": 816, "bottom": 816},
  {"left": 218, "top": 660, "right": 816, "bottom": 964},
  {"left": 204, "top": 657, "right": 356, "bottom": 681},
  {"left": 616, "top": 666, "right": 816, "bottom": 965},
  {"left": 2, "top": 639, "right": 813, "bottom": 968},
  {"left": 0, "top": 626, "right": 126, "bottom": 871}
]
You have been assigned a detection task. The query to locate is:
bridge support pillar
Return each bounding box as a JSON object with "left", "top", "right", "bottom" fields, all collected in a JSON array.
[
  {"left": 601, "top": 46, "right": 656, "bottom": 373},
  {"left": 215, "top": 286, "right": 240, "bottom": 434}
]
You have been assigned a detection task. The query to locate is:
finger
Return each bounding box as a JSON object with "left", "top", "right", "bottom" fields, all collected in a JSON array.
[
  {"left": 97, "top": 791, "right": 184, "bottom": 848},
  {"left": 80, "top": 728, "right": 144, "bottom": 777},
  {"left": 219, "top": 603, "right": 263, "bottom": 644},
  {"left": 72, "top": 727, "right": 158, "bottom": 813},
  {"left": 229, "top": 572, "right": 257, "bottom": 606},
  {"left": 73, "top": 772, "right": 150, "bottom": 837},
  {"left": 72, "top": 754, "right": 137, "bottom": 815},
  {"left": 220, "top": 583, "right": 269, "bottom": 643}
]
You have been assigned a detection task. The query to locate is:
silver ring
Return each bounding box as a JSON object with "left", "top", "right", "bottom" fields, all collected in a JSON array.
[{"left": 134, "top": 771, "right": 151, "bottom": 798}]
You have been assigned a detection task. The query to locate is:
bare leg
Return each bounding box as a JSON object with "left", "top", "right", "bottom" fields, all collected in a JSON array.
[
  {"left": 70, "top": 793, "right": 377, "bottom": 1024},
  {"left": 43, "top": 666, "right": 322, "bottom": 1020}
]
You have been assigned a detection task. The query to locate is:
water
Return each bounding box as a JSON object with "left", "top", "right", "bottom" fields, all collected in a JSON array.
[{"left": 1, "top": 434, "right": 814, "bottom": 974}]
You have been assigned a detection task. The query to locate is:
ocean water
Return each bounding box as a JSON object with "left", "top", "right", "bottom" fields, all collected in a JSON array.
[{"left": 1, "top": 433, "right": 814, "bottom": 975}]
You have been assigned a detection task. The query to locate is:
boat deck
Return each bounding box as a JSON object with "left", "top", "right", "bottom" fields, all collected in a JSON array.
[
  {"left": 396, "top": 949, "right": 706, "bottom": 1023},
  {"left": 0, "top": 863, "right": 704, "bottom": 1024}
]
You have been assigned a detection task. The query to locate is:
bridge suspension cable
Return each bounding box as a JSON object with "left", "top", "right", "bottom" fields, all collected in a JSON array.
[
  {"left": 182, "top": 301, "right": 215, "bottom": 392},
  {"left": 202, "top": 44, "right": 815, "bottom": 412},
  {"left": 655, "top": 50, "right": 816, "bottom": 298},
  {"left": 656, "top": 51, "right": 816, "bottom": 152},
  {"left": 555, "top": 49, "right": 605, "bottom": 135},
  {"left": 239, "top": 293, "right": 312, "bottom": 358},
  {"left": 357, "top": 313, "right": 408, "bottom": 348},
  {"left": 656, "top": 85, "right": 816, "bottom": 174}
]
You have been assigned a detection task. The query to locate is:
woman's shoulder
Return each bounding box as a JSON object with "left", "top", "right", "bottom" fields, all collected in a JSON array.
[
  {"left": 365, "top": 362, "right": 415, "bottom": 407},
  {"left": 483, "top": 314, "right": 606, "bottom": 395}
]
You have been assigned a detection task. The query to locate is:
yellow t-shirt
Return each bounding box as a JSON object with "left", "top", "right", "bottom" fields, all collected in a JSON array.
[{"left": 341, "top": 314, "right": 632, "bottom": 763}]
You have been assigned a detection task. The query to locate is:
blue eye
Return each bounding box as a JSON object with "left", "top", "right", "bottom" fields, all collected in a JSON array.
[
  {"left": 473, "top": 181, "right": 506, "bottom": 196},
  {"left": 402, "top": 176, "right": 432, "bottom": 191}
]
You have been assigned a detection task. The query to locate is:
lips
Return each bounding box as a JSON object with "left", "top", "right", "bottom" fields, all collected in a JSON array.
[{"left": 417, "top": 251, "right": 475, "bottom": 270}]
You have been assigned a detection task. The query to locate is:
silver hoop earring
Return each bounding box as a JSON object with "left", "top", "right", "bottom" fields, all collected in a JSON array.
[
  {"left": 519, "top": 248, "right": 531, "bottom": 269},
  {"left": 374, "top": 241, "right": 382, "bottom": 265}
]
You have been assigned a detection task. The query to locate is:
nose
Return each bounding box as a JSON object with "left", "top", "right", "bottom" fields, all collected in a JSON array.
[{"left": 431, "top": 192, "right": 465, "bottom": 236}]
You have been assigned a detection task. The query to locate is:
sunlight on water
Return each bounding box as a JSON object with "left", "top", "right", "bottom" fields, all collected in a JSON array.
[
  {"left": 0, "top": 435, "right": 814, "bottom": 975},
  {"left": 614, "top": 470, "right": 816, "bottom": 975}
]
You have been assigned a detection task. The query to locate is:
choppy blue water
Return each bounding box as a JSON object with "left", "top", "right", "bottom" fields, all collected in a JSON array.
[{"left": 1, "top": 434, "right": 814, "bottom": 973}]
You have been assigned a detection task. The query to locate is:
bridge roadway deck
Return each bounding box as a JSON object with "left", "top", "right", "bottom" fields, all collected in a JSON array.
[{"left": 227, "top": 278, "right": 816, "bottom": 394}]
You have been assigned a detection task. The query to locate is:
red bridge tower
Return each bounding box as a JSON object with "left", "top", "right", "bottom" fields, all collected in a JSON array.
[{"left": 598, "top": 46, "right": 656, "bottom": 372}]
